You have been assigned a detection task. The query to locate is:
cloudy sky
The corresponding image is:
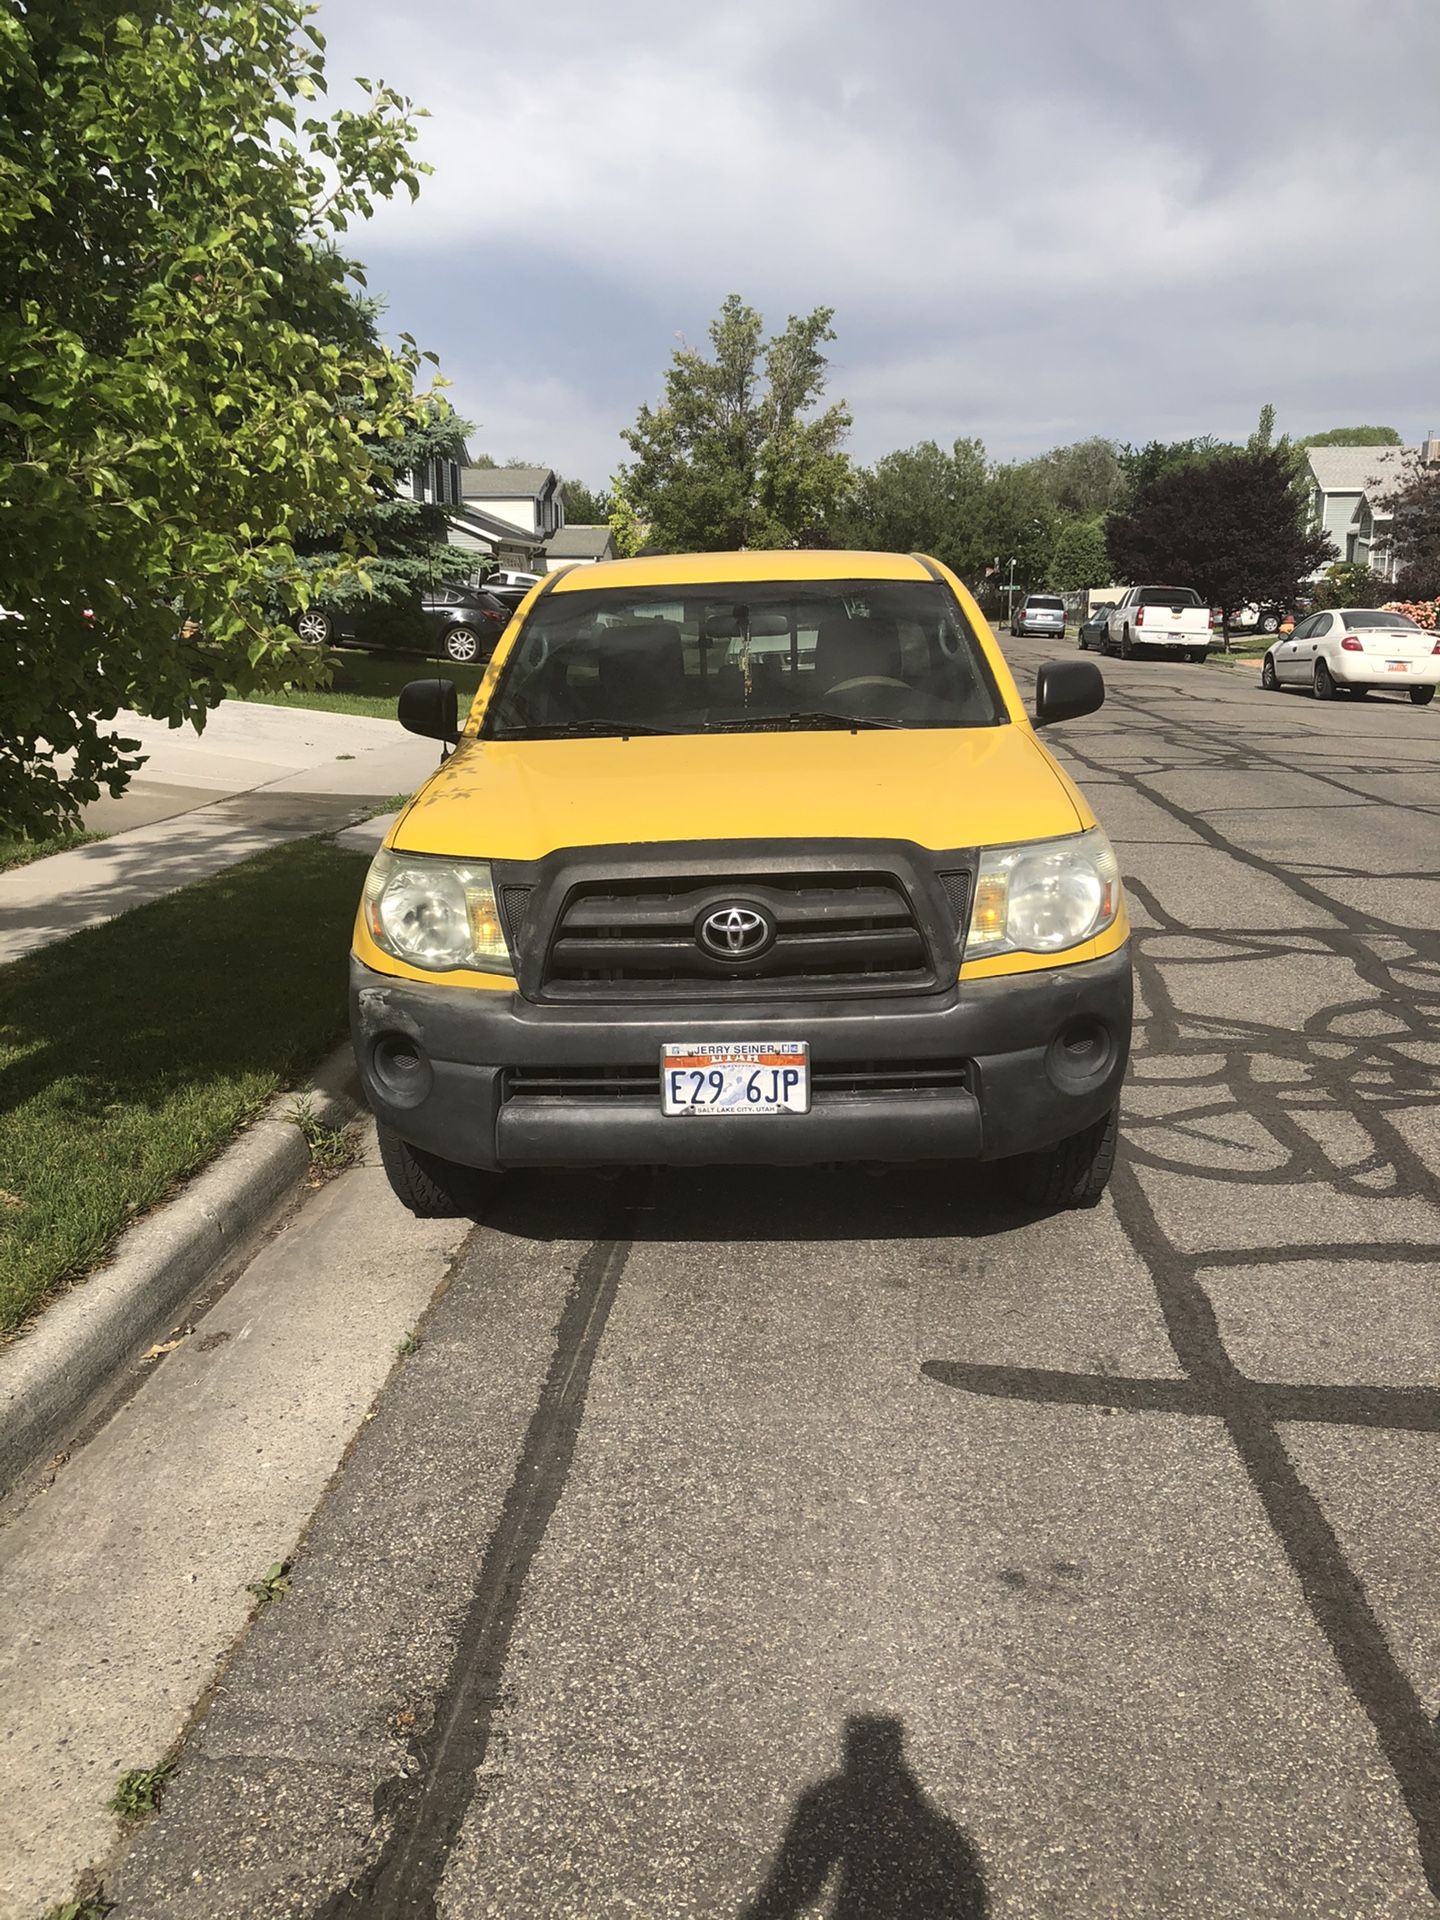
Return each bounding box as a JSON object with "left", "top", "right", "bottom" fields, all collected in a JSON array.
[{"left": 319, "top": 0, "right": 1440, "bottom": 485}]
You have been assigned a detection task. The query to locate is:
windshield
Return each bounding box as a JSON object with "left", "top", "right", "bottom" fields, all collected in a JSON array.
[
  {"left": 1136, "top": 587, "right": 1202, "bottom": 606},
  {"left": 1026, "top": 596, "right": 1064, "bottom": 610},
  {"left": 1343, "top": 608, "right": 1422, "bottom": 630},
  {"left": 480, "top": 579, "right": 1007, "bottom": 739}
]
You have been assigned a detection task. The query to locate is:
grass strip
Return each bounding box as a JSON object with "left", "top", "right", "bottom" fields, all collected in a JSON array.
[
  {"left": 0, "top": 835, "right": 371, "bottom": 1336},
  {"left": 0, "top": 828, "right": 104, "bottom": 874},
  {"left": 244, "top": 646, "right": 488, "bottom": 721}
]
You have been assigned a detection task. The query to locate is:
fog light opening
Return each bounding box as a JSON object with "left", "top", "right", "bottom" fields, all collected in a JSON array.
[
  {"left": 1047, "top": 1018, "right": 1115, "bottom": 1090},
  {"left": 371, "top": 1031, "right": 434, "bottom": 1106}
]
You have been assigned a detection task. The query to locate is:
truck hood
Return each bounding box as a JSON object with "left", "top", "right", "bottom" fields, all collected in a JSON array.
[{"left": 390, "top": 725, "right": 1087, "bottom": 862}]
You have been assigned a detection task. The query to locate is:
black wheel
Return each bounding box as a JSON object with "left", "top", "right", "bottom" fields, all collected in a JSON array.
[
  {"left": 1261, "top": 654, "right": 1279, "bottom": 691},
  {"left": 443, "top": 626, "right": 482, "bottom": 664},
  {"left": 1011, "top": 1105, "right": 1119, "bottom": 1210},
  {"left": 296, "top": 608, "right": 332, "bottom": 645},
  {"left": 1260, "top": 612, "right": 1280, "bottom": 633},
  {"left": 1313, "top": 659, "right": 1336, "bottom": 700},
  {"left": 1411, "top": 686, "right": 1435, "bottom": 706},
  {"left": 376, "top": 1124, "right": 499, "bottom": 1219}
]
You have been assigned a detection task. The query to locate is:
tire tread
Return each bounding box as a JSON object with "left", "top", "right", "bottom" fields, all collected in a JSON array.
[{"left": 1012, "top": 1105, "right": 1119, "bottom": 1210}]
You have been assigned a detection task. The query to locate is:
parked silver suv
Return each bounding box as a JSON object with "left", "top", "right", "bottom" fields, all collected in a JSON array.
[{"left": 1011, "top": 593, "right": 1066, "bottom": 639}]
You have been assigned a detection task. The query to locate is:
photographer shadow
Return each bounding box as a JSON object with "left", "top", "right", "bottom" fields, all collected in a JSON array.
[{"left": 742, "top": 1715, "right": 989, "bottom": 1919}]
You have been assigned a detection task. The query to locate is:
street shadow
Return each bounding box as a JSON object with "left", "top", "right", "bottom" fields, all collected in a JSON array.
[
  {"left": 741, "top": 1715, "right": 989, "bottom": 1919},
  {"left": 483, "top": 1158, "right": 1065, "bottom": 1245}
]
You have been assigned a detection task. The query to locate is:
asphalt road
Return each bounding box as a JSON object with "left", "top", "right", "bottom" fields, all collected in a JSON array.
[{"left": 114, "top": 637, "right": 1440, "bottom": 1919}]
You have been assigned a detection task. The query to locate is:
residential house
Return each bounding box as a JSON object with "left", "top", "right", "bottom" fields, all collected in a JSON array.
[
  {"left": 1303, "top": 439, "right": 1439, "bottom": 580},
  {"left": 544, "top": 524, "right": 616, "bottom": 569},
  {"left": 430, "top": 464, "right": 564, "bottom": 576}
]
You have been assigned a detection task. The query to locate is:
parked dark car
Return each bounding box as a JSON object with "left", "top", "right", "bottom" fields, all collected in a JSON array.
[
  {"left": 1078, "top": 605, "right": 1114, "bottom": 651},
  {"left": 482, "top": 578, "right": 538, "bottom": 616},
  {"left": 295, "top": 586, "right": 511, "bottom": 664}
]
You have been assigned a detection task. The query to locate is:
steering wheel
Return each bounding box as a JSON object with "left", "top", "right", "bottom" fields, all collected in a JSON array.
[{"left": 825, "top": 675, "right": 910, "bottom": 696}]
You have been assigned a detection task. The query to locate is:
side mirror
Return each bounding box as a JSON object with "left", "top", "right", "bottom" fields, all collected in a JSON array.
[
  {"left": 1034, "top": 658, "right": 1104, "bottom": 728},
  {"left": 398, "top": 677, "right": 458, "bottom": 745}
]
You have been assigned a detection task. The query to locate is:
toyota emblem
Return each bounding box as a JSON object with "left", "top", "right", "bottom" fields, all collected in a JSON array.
[{"left": 697, "top": 902, "right": 774, "bottom": 959}]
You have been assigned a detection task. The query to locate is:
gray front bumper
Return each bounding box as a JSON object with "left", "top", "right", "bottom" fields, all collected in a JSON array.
[{"left": 350, "top": 947, "right": 1132, "bottom": 1172}]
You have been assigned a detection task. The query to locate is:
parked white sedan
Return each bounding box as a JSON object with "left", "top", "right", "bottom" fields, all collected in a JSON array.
[{"left": 1262, "top": 608, "right": 1438, "bottom": 705}]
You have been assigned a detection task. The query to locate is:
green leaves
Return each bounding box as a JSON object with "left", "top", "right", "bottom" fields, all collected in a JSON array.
[
  {"left": 620, "top": 295, "right": 852, "bottom": 552},
  {"left": 0, "top": 0, "right": 442, "bottom": 835}
]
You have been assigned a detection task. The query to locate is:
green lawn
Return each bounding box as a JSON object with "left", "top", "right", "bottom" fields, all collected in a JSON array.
[
  {"left": 244, "top": 646, "right": 488, "bottom": 721},
  {"left": 0, "top": 836, "right": 371, "bottom": 1336},
  {"left": 0, "top": 827, "right": 104, "bottom": 874}
]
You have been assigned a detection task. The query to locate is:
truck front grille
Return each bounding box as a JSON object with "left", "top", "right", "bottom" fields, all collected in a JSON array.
[{"left": 539, "top": 872, "right": 949, "bottom": 1000}]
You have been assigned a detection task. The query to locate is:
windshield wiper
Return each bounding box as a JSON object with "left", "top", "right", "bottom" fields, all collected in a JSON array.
[
  {"left": 701, "top": 709, "right": 904, "bottom": 733},
  {"left": 490, "top": 717, "right": 679, "bottom": 740}
]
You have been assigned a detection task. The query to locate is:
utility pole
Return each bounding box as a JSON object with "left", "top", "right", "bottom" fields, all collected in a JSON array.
[{"left": 1005, "top": 557, "right": 1017, "bottom": 629}]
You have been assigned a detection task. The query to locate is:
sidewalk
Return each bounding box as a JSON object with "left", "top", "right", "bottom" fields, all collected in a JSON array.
[{"left": 1, "top": 701, "right": 438, "bottom": 964}]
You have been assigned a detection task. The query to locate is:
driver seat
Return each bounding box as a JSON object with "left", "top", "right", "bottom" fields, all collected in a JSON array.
[{"left": 814, "top": 614, "right": 903, "bottom": 692}]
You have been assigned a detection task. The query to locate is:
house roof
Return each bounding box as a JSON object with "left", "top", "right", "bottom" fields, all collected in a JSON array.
[
  {"left": 1306, "top": 445, "right": 1416, "bottom": 495},
  {"left": 461, "top": 465, "right": 557, "bottom": 499},
  {"left": 545, "top": 525, "right": 615, "bottom": 560}
]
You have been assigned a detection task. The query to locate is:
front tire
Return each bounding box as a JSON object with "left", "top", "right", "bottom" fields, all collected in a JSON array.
[
  {"left": 377, "top": 1125, "right": 499, "bottom": 1219},
  {"left": 296, "top": 609, "right": 332, "bottom": 646},
  {"left": 443, "top": 627, "right": 482, "bottom": 664},
  {"left": 1260, "top": 612, "right": 1280, "bottom": 633},
  {"left": 1411, "top": 686, "right": 1435, "bottom": 706},
  {"left": 1314, "top": 659, "right": 1336, "bottom": 700},
  {"left": 1261, "top": 654, "right": 1279, "bottom": 691},
  {"left": 1011, "top": 1105, "right": 1119, "bottom": 1210}
]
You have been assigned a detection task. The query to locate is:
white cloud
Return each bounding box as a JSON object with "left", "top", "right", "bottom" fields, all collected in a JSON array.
[{"left": 316, "top": 0, "right": 1440, "bottom": 474}]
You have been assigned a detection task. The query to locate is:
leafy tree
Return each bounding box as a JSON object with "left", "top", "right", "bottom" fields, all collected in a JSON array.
[
  {"left": 560, "top": 478, "right": 613, "bottom": 525},
  {"left": 0, "top": 0, "right": 433, "bottom": 835},
  {"left": 1247, "top": 403, "right": 1276, "bottom": 453},
  {"left": 1380, "top": 461, "right": 1440, "bottom": 599},
  {"left": 1117, "top": 437, "right": 1231, "bottom": 498},
  {"left": 839, "top": 438, "right": 987, "bottom": 575},
  {"left": 974, "top": 464, "right": 1059, "bottom": 600},
  {"left": 606, "top": 474, "right": 646, "bottom": 558},
  {"left": 293, "top": 389, "right": 475, "bottom": 639},
  {"left": 620, "top": 295, "right": 852, "bottom": 551},
  {"left": 1106, "top": 449, "right": 1335, "bottom": 641},
  {"left": 1309, "top": 561, "right": 1391, "bottom": 611},
  {"left": 1299, "top": 425, "right": 1403, "bottom": 448},
  {"left": 1047, "top": 517, "right": 1112, "bottom": 592},
  {"left": 1026, "top": 438, "right": 1128, "bottom": 518}
]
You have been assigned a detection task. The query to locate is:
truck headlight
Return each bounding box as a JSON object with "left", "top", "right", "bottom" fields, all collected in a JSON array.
[
  {"left": 362, "top": 850, "right": 511, "bottom": 973},
  {"left": 966, "top": 828, "right": 1121, "bottom": 957}
]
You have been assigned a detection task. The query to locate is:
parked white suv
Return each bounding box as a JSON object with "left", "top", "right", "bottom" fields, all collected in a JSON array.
[{"left": 1262, "top": 608, "right": 1438, "bottom": 704}]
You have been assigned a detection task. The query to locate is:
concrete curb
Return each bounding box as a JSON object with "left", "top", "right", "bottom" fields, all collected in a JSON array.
[{"left": 0, "top": 1042, "right": 364, "bottom": 1499}]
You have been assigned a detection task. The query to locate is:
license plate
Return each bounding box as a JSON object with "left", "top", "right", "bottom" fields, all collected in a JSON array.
[
  {"left": 662, "top": 1041, "right": 810, "bottom": 1116},
  {"left": 1387, "top": 660, "right": 1409, "bottom": 672}
]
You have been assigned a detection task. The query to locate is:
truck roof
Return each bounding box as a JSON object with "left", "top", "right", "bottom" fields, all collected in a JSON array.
[{"left": 548, "top": 550, "right": 936, "bottom": 592}]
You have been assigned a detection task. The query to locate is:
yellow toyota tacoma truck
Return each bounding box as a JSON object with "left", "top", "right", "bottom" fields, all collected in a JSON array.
[{"left": 350, "top": 551, "right": 1131, "bottom": 1212}]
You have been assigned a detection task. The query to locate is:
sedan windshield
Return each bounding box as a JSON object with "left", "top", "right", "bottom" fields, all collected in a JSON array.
[
  {"left": 481, "top": 580, "right": 1006, "bottom": 739},
  {"left": 1342, "top": 608, "right": 1422, "bottom": 630}
]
